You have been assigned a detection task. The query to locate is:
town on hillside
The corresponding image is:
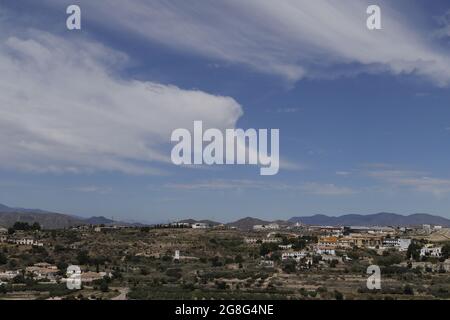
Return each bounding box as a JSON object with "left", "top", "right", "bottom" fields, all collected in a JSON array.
[{"left": 0, "top": 219, "right": 449, "bottom": 300}]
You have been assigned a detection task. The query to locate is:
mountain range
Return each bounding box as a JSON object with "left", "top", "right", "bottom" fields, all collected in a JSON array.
[
  {"left": 289, "top": 212, "right": 450, "bottom": 227},
  {"left": 1, "top": 203, "right": 450, "bottom": 229},
  {"left": 0, "top": 203, "right": 128, "bottom": 229}
]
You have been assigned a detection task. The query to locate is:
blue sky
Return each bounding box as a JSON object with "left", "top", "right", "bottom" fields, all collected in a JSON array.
[{"left": 1, "top": 0, "right": 450, "bottom": 222}]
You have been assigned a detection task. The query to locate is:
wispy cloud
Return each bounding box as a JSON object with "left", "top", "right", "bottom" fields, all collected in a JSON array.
[
  {"left": 268, "top": 107, "right": 302, "bottom": 114},
  {"left": 41, "top": 0, "right": 450, "bottom": 85},
  {"left": 366, "top": 168, "right": 450, "bottom": 197},
  {"left": 72, "top": 186, "right": 113, "bottom": 194},
  {"left": 165, "top": 179, "right": 356, "bottom": 196},
  {"left": 336, "top": 171, "right": 351, "bottom": 176},
  {"left": 299, "top": 182, "right": 356, "bottom": 196}
]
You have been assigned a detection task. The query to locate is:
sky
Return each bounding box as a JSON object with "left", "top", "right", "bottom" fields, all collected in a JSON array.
[{"left": 1, "top": 0, "right": 450, "bottom": 223}]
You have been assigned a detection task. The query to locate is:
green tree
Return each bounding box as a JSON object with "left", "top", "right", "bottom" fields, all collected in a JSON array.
[
  {"left": 259, "top": 243, "right": 278, "bottom": 256},
  {"left": 334, "top": 290, "right": 344, "bottom": 300},
  {"left": 442, "top": 243, "right": 450, "bottom": 259},
  {"left": 234, "top": 254, "right": 244, "bottom": 264},
  {"left": 0, "top": 252, "right": 7, "bottom": 265},
  {"left": 403, "top": 285, "right": 414, "bottom": 295},
  {"left": 407, "top": 242, "right": 421, "bottom": 261},
  {"left": 76, "top": 250, "right": 90, "bottom": 265},
  {"left": 99, "top": 280, "right": 109, "bottom": 292},
  {"left": 282, "top": 260, "right": 296, "bottom": 274}
]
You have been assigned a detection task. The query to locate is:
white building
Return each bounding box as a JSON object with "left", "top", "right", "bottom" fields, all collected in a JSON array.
[
  {"left": 260, "top": 260, "right": 275, "bottom": 268},
  {"left": 192, "top": 223, "right": 209, "bottom": 229},
  {"left": 422, "top": 224, "right": 432, "bottom": 234},
  {"left": 420, "top": 245, "right": 442, "bottom": 257},
  {"left": 282, "top": 251, "right": 307, "bottom": 262},
  {"left": 253, "top": 223, "right": 280, "bottom": 231},
  {"left": 383, "top": 238, "right": 411, "bottom": 251},
  {"left": 315, "top": 248, "right": 336, "bottom": 256},
  {"left": 0, "top": 270, "right": 20, "bottom": 280},
  {"left": 244, "top": 237, "right": 281, "bottom": 244}
]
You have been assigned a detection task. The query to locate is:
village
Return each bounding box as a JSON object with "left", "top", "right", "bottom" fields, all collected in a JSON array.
[{"left": 0, "top": 220, "right": 449, "bottom": 300}]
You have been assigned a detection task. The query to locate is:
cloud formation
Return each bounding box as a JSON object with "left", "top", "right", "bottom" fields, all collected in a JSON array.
[
  {"left": 0, "top": 29, "right": 243, "bottom": 174},
  {"left": 43, "top": 0, "right": 450, "bottom": 85}
]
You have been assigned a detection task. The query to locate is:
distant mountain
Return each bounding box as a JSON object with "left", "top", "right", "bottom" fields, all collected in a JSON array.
[
  {"left": 289, "top": 212, "right": 450, "bottom": 227},
  {"left": 227, "top": 217, "right": 270, "bottom": 230},
  {"left": 83, "top": 216, "right": 115, "bottom": 225},
  {"left": 0, "top": 203, "right": 144, "bottom": 229},
  {"left": 0, "top": 210, "right": 85, "bottom": 229}
]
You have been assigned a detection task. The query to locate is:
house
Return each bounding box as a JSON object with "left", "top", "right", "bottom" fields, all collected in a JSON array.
[
  {"left": 244, "top": 238, "right": 258, "bottom": 244},
  {"left": 245, "top": 237, "right": 281, "bottom": 244},
  {"left": 318, "top": 236, "right": 338, "bottom": 248},
  {"left": 321, "top": 255, "right": 341, "bottom": 262},
  {"left": 253, "top": 223, "right": 280, "bottom": 231},
  {"left": 253, "top": 223, "right": 279, "bottom": 231},
  {"left": 383, "top": 238, "right": 411, "bottom": 251},
  {"left": 315, "top": 247, "right": 336, "bottom": 256},
  {"left": 0, "top": 270, "right": 20, "bottom": 280},
  {"left": 336, "top": 237, "right": 353, "bottom": 248},
  {"left": 309, "top": 226, "right": 343, "bottom": 236},
  {"left": 278, "top": 244, "right": 293, "bottom": 250},
  {"left": 282, "top": 251, "right": 307, "bottom": 261},
  {"left": 260, "top": 260, "right": 275, "bottom": 268},
  {"left": 420, "top": 245, "right": 442, "bottom": 257},
  {"left": 11, "top": 238, "right": 44, "bottom": 247},
  {"left": 0, "top": 227, "right": 7, "bottom": 234},
  {"left": 25, "top": 263, "right": 59, "bottom": 280},
  {"left": 348, "top": 234, "right": 383, "bottom": 248},
  {"left": 94, "top": 226, "right": 118, "bottom": 232},
  {"left": 422, "top": 224, "right": 432, "bottom": 234},
  {"left": 192, "top": 223, "right": 209, "bottom": 229},
  {"left": 170, "top": 222, "right": 191, "bottom": 228},
  {"left": 81, "top": 271, "right": 108, "bottom": 283}
]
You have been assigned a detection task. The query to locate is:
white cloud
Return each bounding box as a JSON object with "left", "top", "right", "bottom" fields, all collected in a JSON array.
[
  {"left": 0, "top": 29, "right": 243, "bottom": 174},
  {"left": 299, "top": 182, "right": 356, "bottom": 196},
  {"left": 336, "top": 171, "right": 351, "bottom": 176},
  {"left": 166, "top": 179, "right": 356, "bottom": 195},
  {"left": 72, "top": 186, "right": 112, "bottom": 194},
  {"left": 42, "top": 0, "right": 450, "bottom": 85},
  {"left": 366, "top": 169, "right": 450, "bottom": 197}
]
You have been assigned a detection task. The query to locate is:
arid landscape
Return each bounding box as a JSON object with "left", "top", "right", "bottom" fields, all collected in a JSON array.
[{"left": 1, "top": 218, "right": 449, "bottom": 300}]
